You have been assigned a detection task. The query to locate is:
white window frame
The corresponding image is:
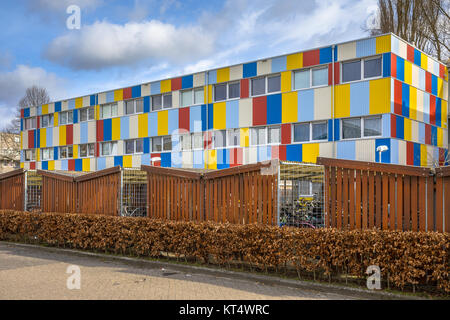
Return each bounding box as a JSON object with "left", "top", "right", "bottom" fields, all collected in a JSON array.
[
  {"left": 24, "top": 117, "right": 37, "bottom": 130},
  {"left": 293, "top": 66, "right": 329, "bottom": 91},
  {"left": 59, "top": 111, "right": 74, "bottom": 125},
  {"left": 341, "top": 55, "right": 383, "bottom": 84},
  {"left": 41, "top": 147, "right": 53, "bottom": 161},
  {"left": 41, "top": 114, "right": 53, "bottom": 128},
  {"left": 250, "top": 126, "right": 267, "bottom": 146},
  {"left": 250, "top": 74, "right": 282, "bottom": 97},
  {"left": 181, "top": 87, "right": 204, "bottom": 107},
  {"left": 79, "top": 107, "right": 95, "bottom": 122},
  {"left": 227, "top": 128, "right": 240, "bottom": 147},
  {"left": 340, "top": 116, "right": 382, "bottom": 140},
  {"left": 267, "top": 125, "right": 281, "bottom": 145},
  {"left": 100, "top": 102, "right": 118, "bottom": 119},
  {"left": 79, "top": 143, "right": 95, "bottom": 158},
  {"left": 151, "top": 94, "right": 172, "bottom": 111},
  {"left": 151, "top": 136, "right": 172, "bottom": 152},
  {"left": 125, "top": 98, "right": 144, "bottom": 115},
  {"left": 59, "top": 145, "right": 73, "bottom": 159},
  {"left": 310, "top": 121, "right": 329, "bottom": 142},
  {"left": 24, "top": 149, "right": 36, "bottom": 161},
  {"left": 124, "top": 138, "right": 144, "bottom": 155},
  {"left": 212, "top": 130, "right": 227, "bottom": 149},
  {"left": 191, "top": 132, "right": 203, "bottom": 150},
  {"left": 100, "top": 141, "right": 118, "bottom": 156},
  {"left": 291, "top": 122, "right": 311, "bottom": 143},
  {"left": 179, "top": 134, "right": 191, "bottom": 151}
]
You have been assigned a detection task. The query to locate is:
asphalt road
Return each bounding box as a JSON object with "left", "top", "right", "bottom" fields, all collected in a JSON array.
[{"left": 0, "top": 242, "right": 361, "bottom": 300}]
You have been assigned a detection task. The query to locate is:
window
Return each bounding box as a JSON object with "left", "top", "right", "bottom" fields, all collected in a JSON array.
[
  {"left": 41, "top": 148, "right": 53, "bottom": 161},
  {"left": 151, "top": 136, "right": 172, "bottom": 152},
  {"left": 251, "top": 77, "right": 266, "bottom": 96},
  {"left": 364, "top": 117, "right": 382, "bottom": 137},
  {"left": 228, "top": 82, "right": 240, "bottom": 99},
  {"left": 194, "top": 88, "right": 204, "bottom": 104},
  {"left": 100, "top": 103, "right": 118, "bottom": 119},
  {"left": 152, "top": 94, "right": 172, "bottom": 111},
  {"left": 152, "top": 95, "right": 162, "bottom": 111},
  {"left": 342, "top": 118, "right": 361, "bottom": 139},
  {"left": 59, "top": 111, "right": 73, "bottom": 125},
  {"left": 124, "top": 139, "right": 143, "bottom": 154},
  {"left": 213, "top": 82, "right": 240, "bottom": 102},
  {"left": 212, "top": 130, "right": 226, "bottom": 148},
  {"left": 227, "top": 128, "right": 240, "bottom": 147},
  {"left": 294, "top": 69, "right": 310, "bottom": 90},
  {"left": 125, "top": 98, "right": 144, "bottom": 115},
  {"left": 251, "top": 127, "right": 266, "bottom": 145},
  {"left": 181, "top": 90, "right": 193, "bottom": 106},
  {"left": 41, "top": 114, "right": 53, "bottom": 128},
  {"left": 59, "top": 145, "right": 73, "bottom": 159},
  {"left": 267, "top": 75, "right": 281, "bottom": 93},
  {"left": 312, "top": 122, "right": 328, "bottom": 141},
  {"left": 294, "top": 67, "right": 329, "bottom": 90},
  {"left": 24, "top": 149, "right": 36, "bottom": 161},
  {"left": 364, "top": 57, "right": 382, "bottom": 78},
  {"left": 24, "top": 117, "right": 37, "bottom": 130},
  {"left": 214, "top": 84, "right": 227, "bottom": 101},
  {"left": 100, "top": 141, "right": 118, "bottom": 156},
  {"left": 268, "top": 126, "right": 281, "bottom": 144},
  {"left": 312, "top": 67, "right": 328, "bottom": 87},
  {"left": 342, "top": 117, "right": 382, "bottom": 139},
  {"left": 79, "top": 143, "right": 95, "bottom": 158},
  {"left": 180, "top": 88, "right": 204, "bottom": 107},
  {"left": 293, "top": 123, "right": 310, "bottom": 142},
  {"left": 191, "top": 132, "right": 203, "bottom": 150},
  {"left": 179, "top": 134, "right": 191, "bottom": 151},
  {"left": 342, "top": 60, "right": 362, "bottom": 83},
  {"left": 80, "top": 107, "right": 95, "bottom": 122},
  {"left": 342, "top": 56, "right": 382, "bottom": 83}
]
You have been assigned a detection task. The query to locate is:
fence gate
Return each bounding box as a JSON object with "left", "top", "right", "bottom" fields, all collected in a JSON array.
[
  {"left": 24, "top": 170, "right": 42, "bottom": 211},
  {"left": 120, "top": 168, "right": 147, "bottom": 217}
]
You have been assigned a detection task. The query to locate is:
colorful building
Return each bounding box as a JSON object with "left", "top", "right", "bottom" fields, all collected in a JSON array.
[{"left": 20, "top": 33, "right": 449, "bottom": 171}]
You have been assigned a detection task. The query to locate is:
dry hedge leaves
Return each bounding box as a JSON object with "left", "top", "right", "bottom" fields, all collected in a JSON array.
[{"left": 0, "top": 210, "right": 448, "bottom": 292}]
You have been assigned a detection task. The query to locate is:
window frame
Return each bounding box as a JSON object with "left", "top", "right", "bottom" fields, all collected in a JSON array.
[
  {"left": 340, "top": 116, "right": 382, "bottom": 140},
  {"left": 59, "top": 145, "right": 74, "bottom": 159},
  {"left": 41, "top": 147, "right": 53, "bottom": 161},
  {"left": 213, "top": 82, "right": 241, "bottom": 102},
  {"left": 293, "top": 66, "right": 329, "bottom": 91},
  {"left": 227, "top": 128, "right": 240, "bottom": 147},
  {"left": 341, "top": 55, "right": 383, "bottom": 84},
  {"left": 125, "top": 98, "right": 144, "bottom": 115},
  {"left": 267, "top": 125, "right": 281, "bottom": 145},
  {"left": 250, "top": 74, "right": 282, "bottom": 97},
  {"left": 212, "top": 130, "right": 227, "bottom": 149},
  {"left": 24, "top": 149, "right": 36, "bottom": 162},
  {"left": 100, "top": 102, "right": 118, "bottom": 119},
  {"left": 79, "top": 106, "right": 95, "bottom": 122},
  {"left": 310, "top": 121, "right": 328, "bottom": 142},
  {"left": 24, "top": 117, "right": 37, "bottom": 130},
  {"left": 250, "top": 126, "right": 267, "bottom": 146},
  {"left": 191, "top": 132, "right": 203, "bottom": 150},
  {"left": 151, "top": 136, "right": 172, "bottom": 152},
  {"left": 124, "top": 138, "right": 144, "bottom": 155},
  {"left": 99, "top": 141, "right": 118, "bottom": 157},
  {"left": 79, "top": 143, "right": 95, "bottom": 158},
  {"left": 59, "top": 111, "right": 74, "bottom": 125},
  {"left": 41, "top": 114, "right": 53, "bottom": 128}
]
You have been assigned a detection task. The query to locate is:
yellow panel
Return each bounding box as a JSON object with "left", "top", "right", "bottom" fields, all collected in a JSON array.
[
  {"left": 369, "top": 78, "right": 390, "bottom": 114},
  {"left": 114, "top": 89, "right": 123, "bottom": 101},
  {"left": 82, "top": 158, "right": 90, "bottom": 172},
  {"left": 54, "top": 113, "right": 58, "bottom": 126},
  {"left": 334, "top": 84, "right": 350, "bottom": 117},
  {"left": 48, "top": 161, "right": 55, "bottom": 171},
  {"left": 282, "top": 91, "right": 298, "bottom": 123},
  {"left": 442, "top": 100, "right": 448, "bottom": 128},
  {"left": 302, "top": 143, "right": 319, "bottom": 164},
  {"left": 96, "top": 105, "right": 100, "bottom": 120},
  {"left": 40, "top": 128, "right": 46, "bottom": 148},
  {"left": 157, "top": 110, "right": 168, "bottom": 136},
  {"left": 160, "top": 80, "right": 171, "bottom": 93},
  {"left": 437, "top": 128, "right": 443, "bottom": 147},
  {"left": 421, "top": 53, "right": 428, "bottom": 70},
  {"left": 217, "top": 67, "right": 230, "bottom": 83},
  {"left": 409, "top": 86, "right": 417, "bottom": 120},
  {"left": 75, "top": 97, "right": 83, "bottom": 109},
  {"left": 111, "top": 117, "right": 121, "bottom": 140},
  {"left": 73, "top": 144, "right": 78, "bottom": 158},
  {"left": 123, "top": 155, "right": 132, "bottom": 168},
  {"left": 205, "top": 149, "right": 217, "bottom": 170},
  {"left": 281, "top": 71, "right": 291, "bottom": 93},
  {"left": 404, "top": 118, "right": 411, "bottom": 141},
  {"left": 286, "top": 53, "right": 302, "bottom": 70},
  {"left": 213, "top": 102, "right": 226, "bottom": 129},
  {"left": 203, "top": 85, "right": 213, "bottom": 104},
  {"left": 240, "top": 128, "right": 249, "bottom": 147},
  {"left": 59, "top": 125, "right": 66, "bottom": 146},
  {"left": 404, "top": 61, "right": 412, "bottom": 85},
  {"left": 42, "top": 104, "right": 48, "bottom": 115},
  {"left": 437, "top": 78, "right": 443, "bottom": 98},
  {"left": 420, "top": 145, "right": 428, "bottom": 166},
  {"left": 20, "top": 163, "right": 24, "bottom": 169},
  {"left": 375, "top": 35, "right": 391, "bottom": 54},
  {"left": 138, "top": 113, "right": 148, "bottom": 138},
  {"left": 36, "top": 149, "right": 39, "bottom": 162}
]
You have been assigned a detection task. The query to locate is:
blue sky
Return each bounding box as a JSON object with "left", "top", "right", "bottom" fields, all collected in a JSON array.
[{"left": 0, "top": 0, "right": 377, "bottom": 129}]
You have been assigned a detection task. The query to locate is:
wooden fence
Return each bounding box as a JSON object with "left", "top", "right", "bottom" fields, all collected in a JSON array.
[
  {"left": 0, "top": 169, "right": 24, "bottom": 211},
  {"left": 142, "top": 161, "right": 278, "bottom": 225},
  {"left": 317, "top": 157, "right": 449, "bottom": 232}
]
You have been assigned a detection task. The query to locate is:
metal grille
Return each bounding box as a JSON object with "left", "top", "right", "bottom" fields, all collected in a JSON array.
[
  {"left": 278, "top": 162, "right": 325, "bottom": 228},
  {"left": 25, "top": 170, "right": 42, "bottom": 212},
  {"left": 120, "top": 168, "right": 147, "bottom": 217}
]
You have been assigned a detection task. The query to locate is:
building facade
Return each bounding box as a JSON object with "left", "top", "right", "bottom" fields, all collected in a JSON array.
[
  {"left": 20, "top": 34, "right": 448, "bottom": 172},
  {"left": 0, "top": 132, "right": 20, "bottom": 173}
]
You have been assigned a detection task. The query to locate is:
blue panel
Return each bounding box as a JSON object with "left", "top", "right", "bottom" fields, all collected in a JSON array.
[
  {"left": 418, "top": 69, "right": 426, "bottom": 91},
  {"left": 46, "top": 127, "right": 53, "bottom": 147},
  {"left": 24, "top": 108, "right": 30, "bottom": 118},
  {"left": 75, "top": 159, "right": 83, "bottom": 171},
  {"left": 146, "top": 113, "right": 156, "bottom": 137},
  {"left": 53, "top": 147, "right": 58, "bottom": 160},
  {"left": 383, "top": 53, "right": 391, "bottom": 77},
  {"left": 90, "top": 95, "right": 96, "bottom": 106},
  {"left": 350, "top": 81, "right": 370, "bottom": 116},
  {"left": 42, "top": 161, "right": 48, "bottom": 170},
  {"left": 334, "top": 46, "right": 338, "bottom": 62},
  {"left": 334, "top": 119, "right": 340, "bottom": 141},
  {"left": 286, "top": 144, "right": 302, "bottom": 162},
  {"left": 356, "top": 38, "right": 376, "bottom": 57},
  {"left": 298, "top": 89, "right": 314, "bottom": 122},
  {"left": 413, "top": 143, "right": 421, "bottom": 166},
  {"left": 132, "top": 85, "right": 141, "bottom": 98},
  {"left": 151, "top": 81, "right": 160, "bottom": 95},
  {"left": 172, "top": 134, "right": 180, "bottom": 152},
  {"left": 168, "top": 109, "right": 179, "bottom": 134},
  {"left": 97, "top": 157, "right": 106, "bottom": 170},
  {"left": 114, "top": 156, "right": 123, "bottom": 167},
  {"left": 144, "top": 96, "right": 150, "bottom": 113},
  {"left": 20, "top": 119, "right": 23, "bottom": 131},
  {"left": 423, "top": 92, "right": 430, "bottom": 124},
  {"left": 60, "top": 159, "right": 68, "bottom": 171},
  {"left": 413, "top": 49, "right": 421, "bottom": 66},
  {"left": 171, "top": 151, "right": 182, "bottom": 168},
  {"left": 193, "top": 150, "right": 204, "bottom": 169},
  {"left": 257, "top": 146, "right": 271, "bottom": 162},
  {"left": 80, "top": 122, "right": 88, "bottom": 143},
  {"left": 182, "top": 75, "right": 193, "bottom": 89},
  {"left": 267, "top": 93, "right": 282, "bottom": 125},
  {"left": 436, "top": 98, "right": 441, "bottom": 127},
  {"left": 103, "top": 118, "right": 112, "bottom": 141},
  {"left": 396, "top": 56, "right": 405, "bottom": 82},
  {"left": 396, "top": 116, "right": 404, "bottom": 139},
  {"left": 217, "top": 149, "right": 229, "bottom": 169},
  {"left": 431, "top": 126, "right": 437, "bottom": 146},
  {"left": 36, "top": 129, "right": 40, "bottom": 148},
  {"left": 68, "top": 99, "right": 75, "bottom": 110},
  {"left": 207, "top": 103, "right": 213, "bottom": 130},
  {"left": 390, "top": 139, "right": 399, "bottom": 164},
  {"left": 208, "top": 70, "right": 217, "bottom": 84},
  {"left": 328, "top": 119, "right": 333, "bottom": 141},
  {"left": 382, "top": 114, "right": 391, "bottom": 138},
  {"left": 337, "top": 141, "right": 355, "bottom": 160},
  {"left": 161, "top": 152, "right": 171, "bottom": 167},
  {"left": 73, "top": 109, "right": 78, "bottom": 124},
  {"left": 401, "top": 83, "right": 410, "bottom": 118},
  {"left": 243, "top": 62, "right": 257, "bottom": 78},
  {"left": 226, "top": 100, "right": 239, "bottom": 128},
  {"left": 201, "top": 104, "right": 207, "bottom": 131},
  {"left": 37, "top": 106, "right": 42, "bottom": 116},
  {"left": 190, "top": 105, "right": 203, "bottom": 132},
  {"left": 319, "top": 47, "right": 332, "bottom": 64},
  {"left": 54, "top": 102, "right": 61, "bottom": 112},
  {"left": 418, "top": 122, "right": 425, "bottom": 144},
  {"left": 121, "top": 116, "right": 130, "bottom": 140},
  {"left": 141, "top": 137, "right": 149, "bottom": 154},
  {"left": 271, "top": 56, "right": 287, "bottom": 73},
  {"left": 106, "top": 91, "right": 114, "bottom": 103},
  {"left": 431, "top": 75, "right": 438, "bottom": 96},
  {"left": 375, "top": 138, "right": 391, "bottom": 163},
  {"left": 141, "top": 153, "right": 150, "bottom": 166}
]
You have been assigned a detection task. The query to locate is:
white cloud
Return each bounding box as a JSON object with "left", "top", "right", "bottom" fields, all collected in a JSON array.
[{"left": 44, "top": 20, "right": 215, "bottom": 70}]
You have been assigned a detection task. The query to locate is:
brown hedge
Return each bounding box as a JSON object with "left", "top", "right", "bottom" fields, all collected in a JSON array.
[{"left": 0, "top": 210, "right": 448, "bottom": 292}]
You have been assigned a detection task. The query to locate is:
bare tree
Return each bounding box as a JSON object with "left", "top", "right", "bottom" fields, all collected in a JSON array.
[{"left": 368, "top": 0, "right": 450, "bottom": 61}]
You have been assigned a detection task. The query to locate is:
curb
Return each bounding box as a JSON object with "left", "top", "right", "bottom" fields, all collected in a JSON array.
[{"left": 1, "top": 241, "right": 425, "bottom": 300}]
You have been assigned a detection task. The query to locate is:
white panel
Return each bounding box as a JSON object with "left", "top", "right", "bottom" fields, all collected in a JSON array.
[
  {"left": 172, "top": 90, "right": 179, "bottom": 108},
  {"left": 117, "top": 140, "right": 124, "bottom": 156},
  {"left": 443, "top": 130, "right": 448, "bottom": 148},
  {"left": 314, "top": 86, "right": 331, "bottom": 120},
  {"left": 90, "top": 158, "right": 96, "bottom": 171},
  {"left": 443, "top": 81, "right": 448, "bottom": 101},
  {"left": 411, "top": 120, "right": 419, "bottom": 143},
  {"left": 398, "top": 39, "right": 407, "bottom": 60},
  {"left": 48, "top": 103, "right": 55, "bottom": 114},
  {"left": 391, "top": 36, "right": 399, "bottom": 56},
  {"left": 87, "top": 121, "right": 96, "bottom": 143},
  {"left": 54, "top": 160, "right": 61, "bottom": 171},
  {"left": 257, "top": 59, "right": 271, "bottom": 76},
  {"left": 53, "top": 127, "right": 59, "bottom": 146},
  {"left": 242, "top": 147, "right": 250, "bottom": 165},
  {"left": 398, "top": 140, "right": 407, "bottom": 165},
  {"left": 132, "top": 154, "right": 141, "bottom": 168},
  {"left": 105, "top": 156, "right": 114, "bottom": 168},
  {"left": 238, "top": 98, "right": 252, "bottom": 127},
  {"left": 355, "top": 139, "right": 375, "bottom": 162},
  {"left": 98, "top": 92, "right": 106, "bottom": 105},
  {"left": 36, "top": 161, "right": 42, "bottom": 170},
  {"left": 117, "top": 101, "right": 124, "bottom": 117},
  {"left": 82, "top": 96, "right": 90, "bottom": 107},
  {"left": 182, "top": 151, "right": 193, "bottom": 168},
  {"left": 319, "top": 142, "right": 333, "bottom": 158},
  {"left": 416, "top": 90, "right": 424, "bottom": 122},
  {"left": 229, "top": 64, "right": 243, "bottom": 81},
  {"left": 73, "top": 123, "right": 80, "bottom": 145},
  {"left": 62, "top": 100, "right": 68, "bottom": 111},
  {"left": 193, "top": 72, "right": 205, "bottom": 87},
  {"left": 411, "top": 64, "right": 419, "bottom": 88},
  {"left": 129, "top": 115, "right": 138, "bottom": 139},
  {"left": 22, "top": 132, "right": 28, "bottom": 149},
  {"left": 23, "top": 162, "right": 30, "bottom": 170},
  {"left": 249, "top": 146, "right": 257, "bottom": 164},
  {"left": 338, "top": 41, "right": 356, "bottom": 61},
  {"left": 30, "top": 107, "right": 36, "bottom": 117},
  {"left": 141, "top": 83, "right": 151, "bottom": 96}
]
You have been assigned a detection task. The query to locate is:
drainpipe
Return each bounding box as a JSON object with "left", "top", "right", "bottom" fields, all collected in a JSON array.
[
  {"left": 332, "top": 45, "right": 336, "bottom": 158},
  {"left": 205, "top": 71, "right": 209, "bottom": 168}
]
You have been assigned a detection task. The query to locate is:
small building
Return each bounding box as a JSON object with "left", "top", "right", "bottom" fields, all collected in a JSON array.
[{"left": 0, "top": 132, "right": 20, "bottom": 173}]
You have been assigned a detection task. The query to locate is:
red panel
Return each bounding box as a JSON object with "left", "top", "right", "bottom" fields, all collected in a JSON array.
[
  {"left": 28, "top": 130, "right": 34, "bottom": 149},
  {"left": 150, "top": 153, "right": 161, "bottom": 167},
  {"left": 303, "top": 49, "right": 320, "bottom": 67},
  {"left": 96, "top": 120, "right": 104, "bottom": 142},
  {"left": 171, "top": 77, "right": 182, "bottom": 91},
  {"left": 425, "top": 124, "right": 431, "bottom": 145},
  {"left": 240, "top": 79, "right": 249, "bottom": 98},
  {"left": 252, "top": 96, "right": 267, "bottom": 125},
  {"left": 29, "top": 162, "right": 36, "bottom": 170},
  {"left": 430, "top": 95, "right": 436, "bottom": 125},
  {"left": 425, "top": 72, "right": 432, "bottom": 93},
  {"left": 407, "top": 45, "right": 414, "bottom": 62},
  {"left": 271, "top": 146, "right": 279, "bottom": 160},
  {"left": 178, "top": 107, "right": 190, "bottom": 132},
  {"left": 391, "top": 114, "right": 396, "bottom": 138},
  {"left": 96, "top": 143, "right": 100, "bottom": 157},
  {"left": 334, "top": 62, "right": 340, "bottom": 85},
  {"left": 439, "top": 148, "right": 446, "bottom": 166},
  {"left": 278, "top": 145, "right": 287, "bottom": 161},
  {"left": 66, "top": 124, "right": 73, "bottom": 145},
  {"left": 68, "top": 159, "right": 75, "bottom": 171},
  {"left": 439, "top": 64, "right": 445, "bottom": 79},
  {"left": 37, "top": 116, "right": 40, "bottom": 129},
  {"left": 406, "top": 142, "right": 414, "bottom": 166},
  {"left": 281, "top": 124, "right": 291, "bottom": 144},
  {"left": 328, "top": 62, "right": 341, "bottom": 85},
  {"left": 20, "top": 109, "right": 24, "bottom": 118},
  {"left": 203, "top": 131, "right": 212, "bottom": 149},
  {"left": 123, "top": 87, "right": 132, "bottom": 100},
  {"left": 391, "top": 53, "right": 397, "bottom": 78},
  {"left": 394, "top": 80, "right": 402, "bottom": 115},
  {"left": 229, "top": 148, "right": 242, "bottom": 167}
]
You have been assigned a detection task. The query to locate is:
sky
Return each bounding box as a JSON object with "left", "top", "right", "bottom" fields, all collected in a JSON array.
[{"left": 0, "top": 0, "right": 378, "bottom": 129}]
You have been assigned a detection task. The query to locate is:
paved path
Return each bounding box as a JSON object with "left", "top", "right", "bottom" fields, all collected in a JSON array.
[{"left": 0, "top": 242, "right": 361, "bottom": 300}]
